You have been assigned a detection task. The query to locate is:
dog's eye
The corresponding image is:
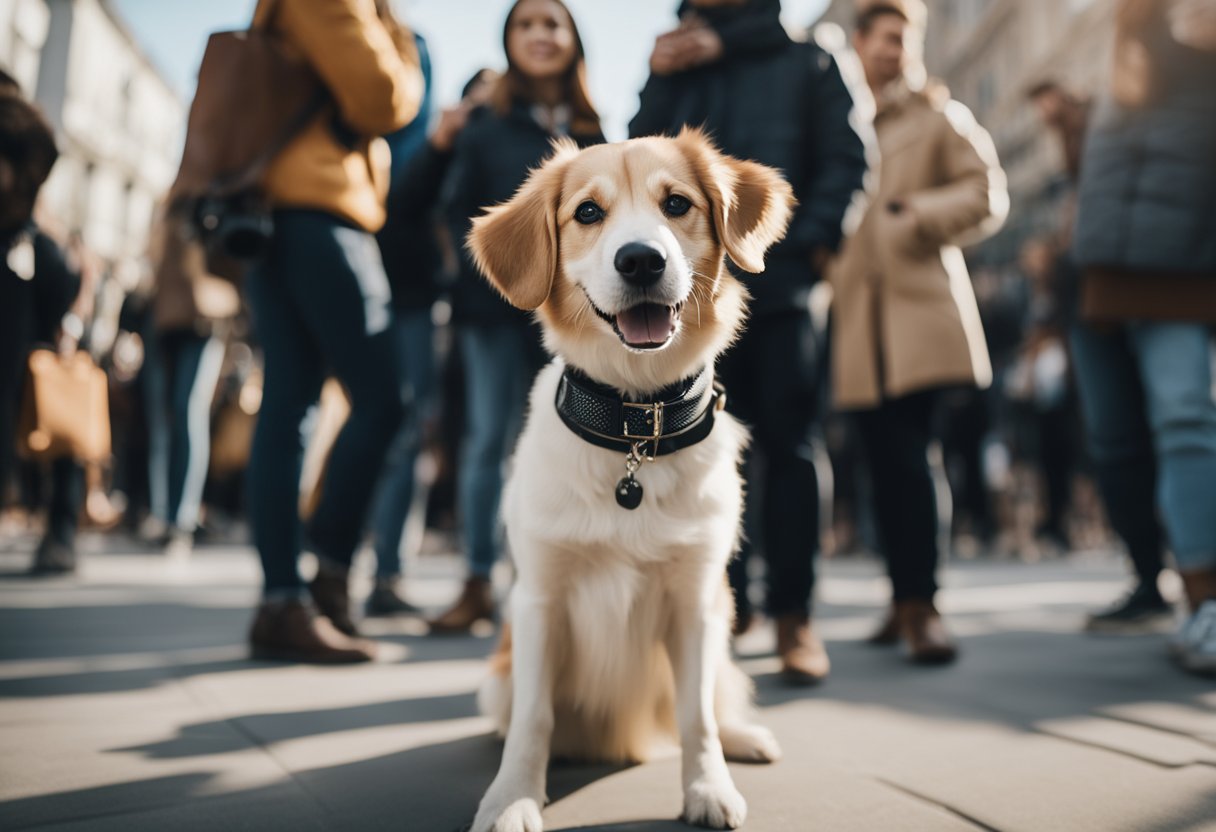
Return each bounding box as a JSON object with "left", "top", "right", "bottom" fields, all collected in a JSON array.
[
  {"left": 664, "top": 194, "right": 692, "bottom": 217},
  {"left": 575, "top": 201, "right": 604, "bottom": 225}
]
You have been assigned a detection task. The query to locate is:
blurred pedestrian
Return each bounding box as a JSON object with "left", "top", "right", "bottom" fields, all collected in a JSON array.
[
  {"left": 243, "top": 0, "right": 423, "bottom": 663},
  {"left": 1070, "top": 0, "right": 1216, "bottom": 675},
  {"left": 630, "top": 0, "right": 868, "bottom": 685},
  {"left": 145, "top": 204, "right": 239, "bottom": 559},
  {"left": 0, "top": 81, "right": 83, "bottom": 574},
  {"left": 1026, "top": 78, "right": 1173, "bottom": 632},
  {"left": 829, "top": 0, "right": 1008, "bottom": 664},
  {"left": 427, "top": 0, "right": 605, "bottom": 634}
]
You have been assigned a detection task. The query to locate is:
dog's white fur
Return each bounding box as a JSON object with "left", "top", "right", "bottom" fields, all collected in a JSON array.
[{"left": 464, "top": 129, "right": 794, "bottom": 832}]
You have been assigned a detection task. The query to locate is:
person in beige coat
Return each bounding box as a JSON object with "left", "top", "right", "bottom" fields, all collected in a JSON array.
[{"left": 829, "top": 1, "right": 1007, "bottom": 664}]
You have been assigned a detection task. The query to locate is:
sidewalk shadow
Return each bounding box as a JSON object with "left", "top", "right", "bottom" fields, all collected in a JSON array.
[{"left": 0, "top": 734, "right": 641, "bottom": 832}]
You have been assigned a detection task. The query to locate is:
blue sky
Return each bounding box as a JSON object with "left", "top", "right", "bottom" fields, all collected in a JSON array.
[{"left": 112, "top": 0, "right": 829, "bottom": 141}]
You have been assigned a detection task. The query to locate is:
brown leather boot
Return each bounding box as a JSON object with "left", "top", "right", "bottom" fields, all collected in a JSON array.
[
  {"left": 429, "top": 577, "right": 495, "bottom": 634},
  {"left": 775, "top": 614, "right": 830, "bottom": 686},
  {"left": 249, "top": 600, "right": 377, "bottom": 663},
  {"left": 309, "top": 563, "right": 358, "bottom": 637},
  {"left": 895, "top": 600, "right": 958, "bottom": 665},
  {"left": 867, "top": 605, "right": 899, "bottom": 646}
]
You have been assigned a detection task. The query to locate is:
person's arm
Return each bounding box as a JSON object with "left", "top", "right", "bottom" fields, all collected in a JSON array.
[
  {"left": 903, "top": 101, "right": 1009, "bottom": 248},
  {"left": 439, "top": 123, "right": 487, "bottom": 268},
  {"left": 390, "top": 141, "right": 455, "bottom": 220},
  {"left": 785, "top": 49, "right": 870, "bottom": 259},
  {"left": 277, "top": 0, "right": 423, "bottom": 136}
]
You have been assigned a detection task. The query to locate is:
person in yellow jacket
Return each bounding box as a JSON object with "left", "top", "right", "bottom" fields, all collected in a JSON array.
[
  {"left": 244, "top": 0, "right": 423, "bottom": 663},
  {"left": 828, "top": 1, "right": 1007, "bottom": 665}
]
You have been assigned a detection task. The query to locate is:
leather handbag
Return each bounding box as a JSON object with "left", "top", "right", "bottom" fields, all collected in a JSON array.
[
  {"left": 165, "top": 0, "right": 326, "bottom": 280},
  {"left": 17, "top": 349, "right": 112, "bottom": 464}
]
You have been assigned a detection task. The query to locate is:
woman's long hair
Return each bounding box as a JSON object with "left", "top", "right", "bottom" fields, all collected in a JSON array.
[{"left": 490, "top": 0, "right": 601, "bottom": 138}]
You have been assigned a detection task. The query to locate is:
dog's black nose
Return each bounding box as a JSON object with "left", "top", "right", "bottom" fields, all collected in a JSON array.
[{"left": 614, "top": 242, "right": 667, "bottom": 286}]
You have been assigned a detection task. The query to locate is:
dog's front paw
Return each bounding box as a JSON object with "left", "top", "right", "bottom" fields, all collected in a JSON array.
[
  {"left": 682, "top": 777, "right": 747, "bottom": 829},
  {"left": 471, "top": 795, "right": 543, "bottom": 832},
  {"left": 720, "top": 723, "right": 782, "bottom": 763}
]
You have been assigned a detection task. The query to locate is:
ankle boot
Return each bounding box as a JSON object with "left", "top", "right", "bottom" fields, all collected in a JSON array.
[
  {"left": 895, "top": 600, "right": 958, "bottom": 665},
  {"left": 429, "top": 577, "right": 495, "bottom": 634},
  {"left": 249, "top": 599, "right": 377, "bottom": 663},
  {"left": 775, "top": 614, "right": 831, "bottom": 685},
  {"left": 309, "top": 563, "right": 358, "bottom": 637}
]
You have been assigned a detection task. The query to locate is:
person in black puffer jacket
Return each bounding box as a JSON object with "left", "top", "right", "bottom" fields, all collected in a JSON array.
[
  {"left": 1070, "top": 0, "right": 1216, "bottom": 677},
  {"left": 630, "top": 0, "right": 868, "bottom": 685},
  {"left": 426, "top": 0, "right": 606, "bottom": 634}
]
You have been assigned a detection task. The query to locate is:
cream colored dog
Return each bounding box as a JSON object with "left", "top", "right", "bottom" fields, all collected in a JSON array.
[{"left": 466, "top": 128, "right": 794, "bottom": 832}]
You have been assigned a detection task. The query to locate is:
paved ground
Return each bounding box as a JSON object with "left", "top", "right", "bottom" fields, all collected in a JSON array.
[{"left": 0, "top": 536, "right": 1214, "bottom": 832}]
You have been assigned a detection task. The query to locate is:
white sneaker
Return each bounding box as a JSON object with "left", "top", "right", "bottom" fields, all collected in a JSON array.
[{"left": 1172, "top": 600, "right": 1216, "bottom": 677}]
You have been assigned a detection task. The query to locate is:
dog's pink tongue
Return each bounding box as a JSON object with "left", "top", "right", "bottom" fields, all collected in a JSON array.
[{"left": 615, "top": 304, "right": 675, "bottom": 346}]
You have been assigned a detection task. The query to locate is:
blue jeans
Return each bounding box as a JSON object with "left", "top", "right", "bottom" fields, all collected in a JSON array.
[
  {"left": 1071, "top": 321, "right": 1216, "bottom": 571},
  {"left": 370, "top": 308, "right": 437, "bottom": 578},
  {"left": 458, "top": 325, "right": 537, "bottom": 578},
  {"left": 159, "top": 330, "right": 225, "bottom": 533},
  {"left": 246, "top": 210, "right": 407, "bottom": 597}
]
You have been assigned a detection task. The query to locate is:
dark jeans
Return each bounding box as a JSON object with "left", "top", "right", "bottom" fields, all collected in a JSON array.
[
  {"left": 246, "top": 210, "right": 407, "bottom": 597},
  {"left": 719, "top": 310, "right": 824, "bottom": 618},
  {"left": 158, "top": 330, "right": 225, "bottom": 533},
  {"left": 853, "top": 390, "right": 941, "bottom": 602}
]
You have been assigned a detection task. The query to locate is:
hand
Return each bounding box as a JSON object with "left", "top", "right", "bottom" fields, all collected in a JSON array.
[
  {"left": 430, "top": 103, "right": 472, "bottom": 153},
  {"left": 649, "top": 19, "right": 724, "bottom": 76}
]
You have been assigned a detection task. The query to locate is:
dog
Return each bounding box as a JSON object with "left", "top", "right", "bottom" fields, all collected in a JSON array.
[{"left": 465, "top": 127, "right": 795, "bottom": 832}]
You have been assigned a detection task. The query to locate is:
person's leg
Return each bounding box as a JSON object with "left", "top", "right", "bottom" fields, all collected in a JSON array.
[
  {"left": 855, "top": 393, "right": 940, "bottom": 601},
  {"left": 749, "top": 313, "right": 821, "bottom": 620},
  {"left": 1129, "top": 323, "right": 1216, "bottom": 603},
  {"left": 164, "top": 331, "right": 225, "bottom": 537},
  {"left": 716, "top": 324, "right": 759, "bottom": 629},
  {"left": 854, "top": 391, "right": 955, "bottom": 663},
  {"left": 31, "top": 457, "right": 84, "bottom": 574},
  {"left": 1038, "top": 402, "right": 1074, "bottom": 545},
  {"left": 141, "top": 314, "right": 171, "bottom": 534},
  {"left": 457, "top": 325, "right": 520, "bottom": 580},
  {"left": 294, "top": 219, "right": 407, "bottom": 572},
  {"left": 732, "top": 312, "right": 828, "bottom": 683},
  {"left": 429, "top": 324, "right": 525, "bottom": 632},
  {"left": 1070, "top": 323, "right": 1166, "bottom": 584},
  {"left": 245, "top": 246, "right": 326, "bottom": 600}
]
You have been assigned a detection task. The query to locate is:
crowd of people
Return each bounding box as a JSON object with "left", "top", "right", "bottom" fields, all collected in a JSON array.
[{"left": 1, "top": 0, "right": 1213, "bottom": 678}]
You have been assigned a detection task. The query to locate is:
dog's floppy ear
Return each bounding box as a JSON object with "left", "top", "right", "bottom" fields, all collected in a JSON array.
[
  {"left": 676, "top": 127, "right": 795, "bottom": 274},
  {"left": 468, "top": 139, "right": 579, "bottom": 310}
]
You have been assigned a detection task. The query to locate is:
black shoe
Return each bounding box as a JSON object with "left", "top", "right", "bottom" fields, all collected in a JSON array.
[
  {"left": 365, "top": 579, "right": 422, "bottom": 617},
  {"left": 30, "top": 537, "right": 77, "bottom": 575},
  {"left": 1085, "top": 582, "right": 1173, "bottom": 634}
]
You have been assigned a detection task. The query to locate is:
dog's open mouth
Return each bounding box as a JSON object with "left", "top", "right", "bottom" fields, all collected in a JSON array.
[{"left": 591, "top": 301, "right": 684, "bottom": 350}]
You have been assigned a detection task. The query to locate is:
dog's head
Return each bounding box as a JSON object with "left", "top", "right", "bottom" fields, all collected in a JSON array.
[{"left": 468, "top": 127, "right": 794, "bottom": 394}]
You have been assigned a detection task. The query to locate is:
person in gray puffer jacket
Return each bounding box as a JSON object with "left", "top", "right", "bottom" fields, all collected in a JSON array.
[{"left": 1070, "top": 0, "right": 1216, "bottom": 678}]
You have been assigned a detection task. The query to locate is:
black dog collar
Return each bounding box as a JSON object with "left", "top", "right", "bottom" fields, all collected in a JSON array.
[{"left": 555, "top": 364, "right": 724, "bottom": 458}]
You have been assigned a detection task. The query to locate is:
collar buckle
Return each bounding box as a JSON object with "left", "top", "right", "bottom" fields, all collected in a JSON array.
[{"left": 622, "top": 400, "right": 664, "bottom": 442}]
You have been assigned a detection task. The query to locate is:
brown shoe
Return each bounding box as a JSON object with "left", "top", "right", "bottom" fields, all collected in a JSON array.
[
  {"left": 867, "top": 605, "right": 899, "bottom": 646},
  {"left": 429, "top": 577, "right": 495, "bottom": 633},
  {"left": 775, "top": 614, "right": 830, "bottom": 686},
  {"left": 309, "top": 563, "right": 358, "bottom": 637},
  {"left": 895, "top": 600, "right": 958, "bottom": 665},
  {"left": 249, "top": 600, "right": 377, "bottom": 663}
]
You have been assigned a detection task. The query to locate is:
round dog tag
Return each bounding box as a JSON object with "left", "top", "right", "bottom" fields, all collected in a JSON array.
[{"left": 615, "top": 475, "right": 643, "bottom": 510}]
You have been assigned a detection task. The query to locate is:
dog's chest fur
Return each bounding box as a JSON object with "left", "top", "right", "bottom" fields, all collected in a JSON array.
[{"left": 504, "top": 361, "right": 747, "bottom": 569}]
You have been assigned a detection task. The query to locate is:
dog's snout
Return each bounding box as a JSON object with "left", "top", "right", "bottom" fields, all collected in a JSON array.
[{"left": 614, "top": 242, "right": 667, "bottom": 287}]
